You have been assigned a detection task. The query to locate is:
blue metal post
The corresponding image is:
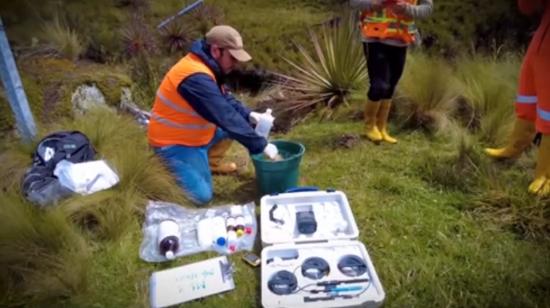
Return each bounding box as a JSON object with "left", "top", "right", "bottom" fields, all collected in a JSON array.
[
  {"left": 0, "top": 17, "right": 37, "bottom": 142},
  {"left": 157, "top": 0, "right": 204, "bottom": 30}
]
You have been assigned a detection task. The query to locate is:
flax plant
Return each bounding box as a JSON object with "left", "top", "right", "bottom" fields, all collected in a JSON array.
[{"left": 278, "top": 13, "right": 367, "bottom": 119}]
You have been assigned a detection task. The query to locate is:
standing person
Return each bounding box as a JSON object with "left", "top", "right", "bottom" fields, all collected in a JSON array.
[
  {"left": 485, "top": 0, "right": 550, "bottom": 196},
  {"left": 147, "top": 25, "right": 278, "bottom": 205},
  {"left": 350, "top": 0, "right": 433, "bottom": 143}
]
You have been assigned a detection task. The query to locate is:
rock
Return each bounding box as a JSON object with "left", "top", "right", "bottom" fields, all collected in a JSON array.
[{"left": 71, "top": 84, "right": 108, "bottom": 114}]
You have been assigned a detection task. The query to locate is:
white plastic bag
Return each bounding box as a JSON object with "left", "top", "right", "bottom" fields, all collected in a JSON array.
[
  {"left": 53, "top": 159, "right": 119, "bottom": 195},
  {"left": 140, "top": 201, "right": 257, "bottom": 262}
]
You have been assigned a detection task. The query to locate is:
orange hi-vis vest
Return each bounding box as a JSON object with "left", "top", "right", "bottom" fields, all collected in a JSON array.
[
  {"left": 147, "top": 53, "right": 217, "bottom": 147},
  {"left": 360, "top": 0, "right": 419, "bottom": 44}
]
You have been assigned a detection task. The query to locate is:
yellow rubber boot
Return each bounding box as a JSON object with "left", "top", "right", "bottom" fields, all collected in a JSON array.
[
  {"left": 364, "top": 100, "right": 382, "bottom": 142},
  {"left": 208, "top": 139, "right": 237, "bottom": 174},
  {"left": 528, "top": 135, "right": 550, "bottom": 197},
  {"left": 485, "top": 118, "right": 536, "bottom": 159},
  {"left": 377, "top": 99, "right": 397, "bottom": 144}
]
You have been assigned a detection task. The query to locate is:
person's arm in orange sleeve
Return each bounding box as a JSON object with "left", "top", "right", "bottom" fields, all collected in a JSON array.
[{"left": 518, "top": 0, "right": 545, "bottom": 15}]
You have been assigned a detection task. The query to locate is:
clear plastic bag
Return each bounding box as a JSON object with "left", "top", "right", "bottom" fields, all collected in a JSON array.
[{"left": 140, "top": 200, "right": 257, "bottom": 262}]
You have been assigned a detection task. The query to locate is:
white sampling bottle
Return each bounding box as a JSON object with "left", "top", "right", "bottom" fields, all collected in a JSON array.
[
  {"left": 210, "top": 216, "right": 228, "bottom": 248},
  {"left": 255, "top": 108, "right": 274, "bottom": 139},
  {"left": 158, "top": 220, "right": 180, "bottom": 260}
]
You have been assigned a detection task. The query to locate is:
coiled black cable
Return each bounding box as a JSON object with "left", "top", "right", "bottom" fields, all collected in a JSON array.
[
  {"left": 338, "top": 255, "right": 367, "bottom": 277},
  {"left": 268, "top": 270, "right": 298, "bottom": 295},
  {"left": 301, "top": 257, "right": 330, "bottom": 280}
]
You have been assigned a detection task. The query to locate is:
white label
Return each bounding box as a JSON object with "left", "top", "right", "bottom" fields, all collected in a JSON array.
[{"left": 43, "top": 147, "right": 55, "bottom": 162}]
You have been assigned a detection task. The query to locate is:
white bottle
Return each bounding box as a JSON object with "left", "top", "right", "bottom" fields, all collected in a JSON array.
[
  {"left": 255, "top": 108, "right": 274, "bottom": 139},
  {"left": 158, "top": 220, "right": 180, "bottom": 260},
  {"left": 210, "top": 216, "right": 228, "bottom": 247}
]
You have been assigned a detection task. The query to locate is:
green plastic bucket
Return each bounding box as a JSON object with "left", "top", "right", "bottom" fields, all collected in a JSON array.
[{"left": 251, "top": 140, "right": 305, "bottom": 196}]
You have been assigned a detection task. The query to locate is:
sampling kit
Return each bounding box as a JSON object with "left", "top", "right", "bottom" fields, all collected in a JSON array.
[{"left": 260, "top": 189, "right": 385, "bottom": 307}]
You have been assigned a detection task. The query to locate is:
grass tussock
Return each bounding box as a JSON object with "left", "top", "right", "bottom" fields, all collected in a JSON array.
[
  {"left": 418, "top": 125, "right": 487, "bottom": 193},
  {"left": 470, "top": 155, "right": 550, "bottom": 240},
  {"left": 41, "top": 15, "right": 84, "bottom": 61},
  {"left": 158, "top": 19, "right": 197, "bottom": 54},
  {"left": 394, "top": 52, "right": 461, "bottom": 134},
  {"left": 454, "top": 55, "right": 518, "bottom": 144},
  {"left": 48, "top": 108, "right": 188, "bottom": 238},
  {"left": 0, "top": 146, "right": 34, "bottom": 194},
  {"left": 120, "top": 12, "right": 158, "bottom": 58},
  {"left": 472, "top": 189, "right": 550, "bottom": 240},
  {"left": 0, "top": 194, "right": 90, "bottom": 306},
  {"left": 417, "top": 121, "right": 549, "bottom": 239}
]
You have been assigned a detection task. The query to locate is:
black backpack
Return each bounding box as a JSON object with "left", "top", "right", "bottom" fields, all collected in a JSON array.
[
  {"left": 22, "top": 131, "right": 96, "bottom": 207},
  {"left": 33, "top": 131, "right": 96, "bottom": 168}
]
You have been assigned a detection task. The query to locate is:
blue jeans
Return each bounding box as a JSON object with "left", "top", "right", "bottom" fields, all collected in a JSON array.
[{"left": 154, "top": 128, "right": 229, "bottom": 205}]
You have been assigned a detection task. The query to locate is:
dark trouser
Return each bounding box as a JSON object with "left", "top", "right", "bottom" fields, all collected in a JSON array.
[{"left": 363, "top": 42, "right": 408, "bottom": 101}]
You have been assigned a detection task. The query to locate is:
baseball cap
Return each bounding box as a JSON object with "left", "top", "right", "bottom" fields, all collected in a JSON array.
[{"left": 205, "top": 25, "right": 252, "bottom": 62}]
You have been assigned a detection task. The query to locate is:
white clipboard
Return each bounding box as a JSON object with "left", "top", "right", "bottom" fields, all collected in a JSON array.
[{"left": 150, "top": 256, "right": 234, "bottom": 307}]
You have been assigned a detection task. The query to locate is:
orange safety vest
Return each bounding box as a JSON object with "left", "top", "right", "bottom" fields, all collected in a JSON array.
[
  {"left": 147, "top": 53, "right": 217, "bottom": 147},
  {"left": 360, "top": 0, "right": 419, "bottom": 44}
]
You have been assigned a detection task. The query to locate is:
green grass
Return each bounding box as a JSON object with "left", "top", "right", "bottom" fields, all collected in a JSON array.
[
  {"left": 41, "top": 15, "right": 84, "bottom": 61},
  {"left": 395, "top": 52, "right": 462, "bottom": 134},
  {"left": 3, "top": 109, "right": 549, "bottom": 307},
  {"left": 454, "top": 54, "right": 519, "bottom": 144}
]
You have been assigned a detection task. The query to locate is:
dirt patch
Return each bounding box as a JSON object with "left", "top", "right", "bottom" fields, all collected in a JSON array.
[{"left": 333, "top": 133, "right": 361, "bottom": 149}]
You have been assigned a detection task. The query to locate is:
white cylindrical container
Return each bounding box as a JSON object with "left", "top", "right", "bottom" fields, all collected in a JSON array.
[
  {"left": 157, "top": 220, "right": 180, "bottom": 260},
  {"left": 255, "top": 108, "right": 274, "bottom": 139},
  {"left": 210, "top": 216, "right": 228, "bottom": 247},
  {"left": 230, "top": 205, "right": 243, "bottom": 216},
  {"left": 197, "top": 218, "right": 214, "bottom": 248}
]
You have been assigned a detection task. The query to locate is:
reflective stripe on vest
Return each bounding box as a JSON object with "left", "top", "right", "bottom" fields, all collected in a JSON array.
[
  {"left": 150, "top": 113, "right": 215, "bottom": 130},
  {"left": 360, "top": 0, "right": 418, "bottom": 43},
  {"left": 147, "top": 53, "right": 218, "bottom": 147},
  {"left": 539, "top": 107, "right": 550, "bottom": 121},
  {"left": 155, "top": 90, "right": 201, "bottom": 117},
  {"left": 516, "top": 95, "right": 538, "bottom": 104}
]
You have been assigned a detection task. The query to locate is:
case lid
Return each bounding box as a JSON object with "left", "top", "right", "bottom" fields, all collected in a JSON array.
[{"left": 260, "top": 190, "right": 359, "bottom": 246}]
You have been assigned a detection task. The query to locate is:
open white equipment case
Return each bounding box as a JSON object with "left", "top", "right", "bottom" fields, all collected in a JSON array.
[{"left": 260, "top": 189, "right": 385, "bottom": 308}]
